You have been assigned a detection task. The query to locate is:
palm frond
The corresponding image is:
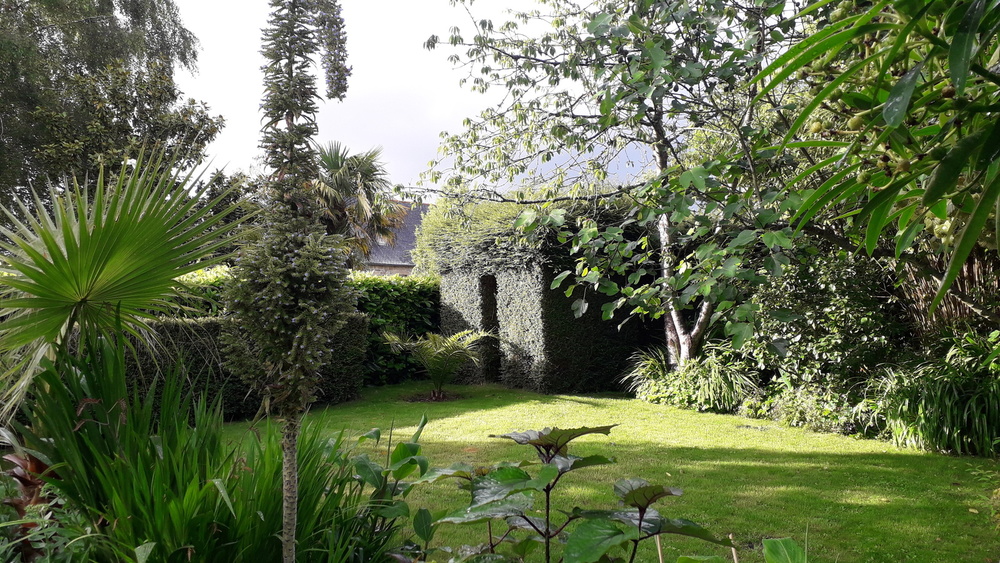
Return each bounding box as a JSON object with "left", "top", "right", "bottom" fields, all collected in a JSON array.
[{"left": 0, "top": 152, "right": 249, "bottom": 418}]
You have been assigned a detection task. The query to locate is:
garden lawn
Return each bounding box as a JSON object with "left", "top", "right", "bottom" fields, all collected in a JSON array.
[{"left": 225, "top": 383, "right": 999, "bottom": 562}]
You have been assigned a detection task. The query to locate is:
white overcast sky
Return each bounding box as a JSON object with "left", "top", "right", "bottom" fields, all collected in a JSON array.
[{"left": 172, "top": 0, "right": 530, "bottom": 188}]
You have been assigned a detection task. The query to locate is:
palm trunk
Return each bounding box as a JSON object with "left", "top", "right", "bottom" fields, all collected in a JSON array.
[{"left": 281, "top": 412, "right": 301, "bottom": 563}]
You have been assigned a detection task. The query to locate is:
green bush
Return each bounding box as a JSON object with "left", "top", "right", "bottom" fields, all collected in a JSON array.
[
  {"left": 866, "top": 330, "right": 1000, "bottom": 456},
  {"left": 746, "top": 246, "right": 912, "bottom": 391},
  {"left": 622, "top": 344, "right": 760, "bottom": 413},
  {"left": 351, "top": 272, "right": 440, "bottom": 385},
  {"left": 742, "top": 383, "right": 869, "bottom": 435},
  {"left": 129, "top": 315, "right": 368, "bottom": 421}
]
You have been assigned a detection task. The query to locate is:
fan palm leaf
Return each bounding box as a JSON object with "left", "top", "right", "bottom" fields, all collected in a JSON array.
[
  {"left": 0, "top": 152, "right": 248, "bottom": 417},
  {"left": 313, "top": 141, "right": 405, "bottom": 263}
]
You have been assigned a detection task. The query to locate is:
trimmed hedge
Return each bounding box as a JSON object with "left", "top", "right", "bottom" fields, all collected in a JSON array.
[
  {"left": 127, "top": 314, "right": 368, "bottom": 421},
  {"left": 418, "top": 197, "right": 653, "bottom": 392},
  {"left": 351, "top": 272, "right": 440, "bottom": 385},
  {"left": 172, "top": 268, "right": 441, "bottom": 387}
]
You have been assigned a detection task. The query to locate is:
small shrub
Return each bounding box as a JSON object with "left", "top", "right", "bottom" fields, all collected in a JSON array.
[
  {"left": 744, "top": 383, "right": 868, "bottom": 435},
  {"left": 384, "top": 330, "right": 489, "bottom": 400},
  {"left": 622, "top": 344, "right": 760, "bottom": 413}
]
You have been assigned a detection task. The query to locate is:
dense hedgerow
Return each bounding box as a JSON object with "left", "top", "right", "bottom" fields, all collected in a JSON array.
[
  {"left": 127, "top": 315, "right": 368, "bottom": 421},
  {"left": 162, "top": 267, "right": 439, "bottom": 393}
]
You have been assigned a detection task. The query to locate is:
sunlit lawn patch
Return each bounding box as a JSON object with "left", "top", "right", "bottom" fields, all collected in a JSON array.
[{"left": 226, "top": 383, "right": 999, "bottom": 562}]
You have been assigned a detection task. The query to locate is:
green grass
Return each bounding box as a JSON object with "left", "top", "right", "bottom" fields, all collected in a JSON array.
[{"left": 225, "top": 383, "right": 1000, "bottom": 562}]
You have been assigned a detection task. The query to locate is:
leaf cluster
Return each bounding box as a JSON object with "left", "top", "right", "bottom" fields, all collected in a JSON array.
[{"left": 222, "top": 211, "right": 356, "bottom": 417}]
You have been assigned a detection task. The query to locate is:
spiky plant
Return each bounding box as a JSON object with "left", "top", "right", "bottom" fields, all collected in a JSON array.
[
  {"left": 0, "top": 153, "right": 244, "bottom": 419},
  {"left": 384, "top": 330, "right": 490, "bottom": 400}
]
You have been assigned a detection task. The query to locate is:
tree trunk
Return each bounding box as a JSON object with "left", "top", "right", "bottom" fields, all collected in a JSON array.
[
  {"left": 658, "top": 215, "right": 716, "bottom": 367},
  {"left": 281, "top": 412, "right": 302, "bottom": 563}
]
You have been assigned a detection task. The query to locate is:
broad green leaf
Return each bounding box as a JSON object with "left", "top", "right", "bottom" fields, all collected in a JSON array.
[
  {"left": 931, "top": 171, "right": 1000, "bottom": 312},
  {"left": 413, "top": 508, "right": 435, "bottom": 544},
  {"left": 883, "top": 61, "right": 925, "bottom": 128},
  {"left": 726, "top": 322, "right": 753, "bottom": 350},
  {"left": 729, "top": 230, "right": 757, "bottom": 248},
  {"left": 649, "top": 515, "right": 735, "bottom": 546},
  {"left": 762, "top": 538, "right": 807, "bottom": 563},
  {"left": 438, "top": 493, "right": 533, "bottom": 525},
  {"left": 563, "top": 518, "right": 639, "bottom": 563},
  {"left": 415, "top": 462, "right": 475, "bottom": 484},
  {"left": 587, "top": 13, "right": 613, "bottom": 34},
  {"left": 551, "top": 270, "right": 572, "bottom": 289},
  {"left": 514, "top": 209, "right": 538, "bottom": 231},
  {"left": 552, "top": 454, "right": 616, "bottom": 474},
  {"left": 614, "top": 478, "right": 650, "bottom": 500},
  {"left": 353, "top": 454, "right": 385, "bottom": 488},
  {"left": 951, "top": 0, "right": 988, "bottom": 95},
  {"left": 621, "top": 484, "right": 682, "bottom": 510},
  {"left": 470, "top": 464, "right": 558, "bottom": 506},
  {"left": 135, "top": 543, "right": 157, "bottom": 563},
  {"left": 761, "top": 231, "right": 792, "bottom": 249},
  {"left": 494, "top": 425, "right": 616, "bottom": 454}
]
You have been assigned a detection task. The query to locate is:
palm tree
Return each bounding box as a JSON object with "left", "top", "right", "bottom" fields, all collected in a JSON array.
[
  {"left": 313, "top": 141, "right": 405, "bottom": 266},
  {"left": 0, "top": 153, "right": 245, "bottom": 419}
]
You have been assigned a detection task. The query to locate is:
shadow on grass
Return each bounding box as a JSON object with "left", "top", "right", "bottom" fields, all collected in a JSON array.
[{"left": 410, "top": 439, "right": 997, "bottom": 563}]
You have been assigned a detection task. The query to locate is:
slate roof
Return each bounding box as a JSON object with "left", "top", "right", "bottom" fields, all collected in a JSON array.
[{"left": 368, "top": 201, "right": 429, "bottom": 267}]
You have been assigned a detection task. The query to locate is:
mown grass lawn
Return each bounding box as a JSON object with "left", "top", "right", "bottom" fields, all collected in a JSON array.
[{"left": 226, "top": 383, "right": 999, "bottom": 562}]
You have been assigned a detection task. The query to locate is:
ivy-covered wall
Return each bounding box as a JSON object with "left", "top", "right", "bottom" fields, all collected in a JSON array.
[
  {"left": 441, "top": 264, "right": 646, "bottom": 392},
  {"left": 423, "top": 197, "right": 654, "bottom": 393}
]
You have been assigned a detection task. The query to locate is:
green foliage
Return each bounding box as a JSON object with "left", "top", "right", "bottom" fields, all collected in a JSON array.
[
  {"left": 413, "top": 198, "right": 542, "bottom": 274},
  {"left": 0, "top": 0, "right": 204, "bottom": 198},
  {"left": 31, "top": 59, "right": 223, "bottom": 184},
  {"left": 351, "top": 272, "right": 440, "bottom": 385},
  {"left": 622, "top": 345, "right": 760, "bottom": 414},
  {"left": 413, "top": 425, "right": 732, "bottom": 563},
  {"left": 745, "top": 245, "right": 912, "bottom": 388},
  {"left": 385, "top": 330, "right": 489, "bottom": 400},
  {"left": 14, "top": 339, "right": 397, "bottom": 562},
  {"left": 128, "top": 315, "right": 368, "bottom": 421},
  {"left": 744, "top": 383, "right": 870, "bottom": 436},
  {"left": 752, "top": 0, "right": 1000, "bottom": 311},
  {"left": 867, "top": 330, "right": 1000, "bottom": 456},
  {"left": 174, "top": 267, "right": 439, "bottom": 387},
  {"left": 223, "top": 212, "right": 357, "bottom": 417},
  {"left": 0, "top": 153, "right": 244, "bottom": 419},
  {"left": 423, "top": 198, "right": 651, "bottom": 393}
]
